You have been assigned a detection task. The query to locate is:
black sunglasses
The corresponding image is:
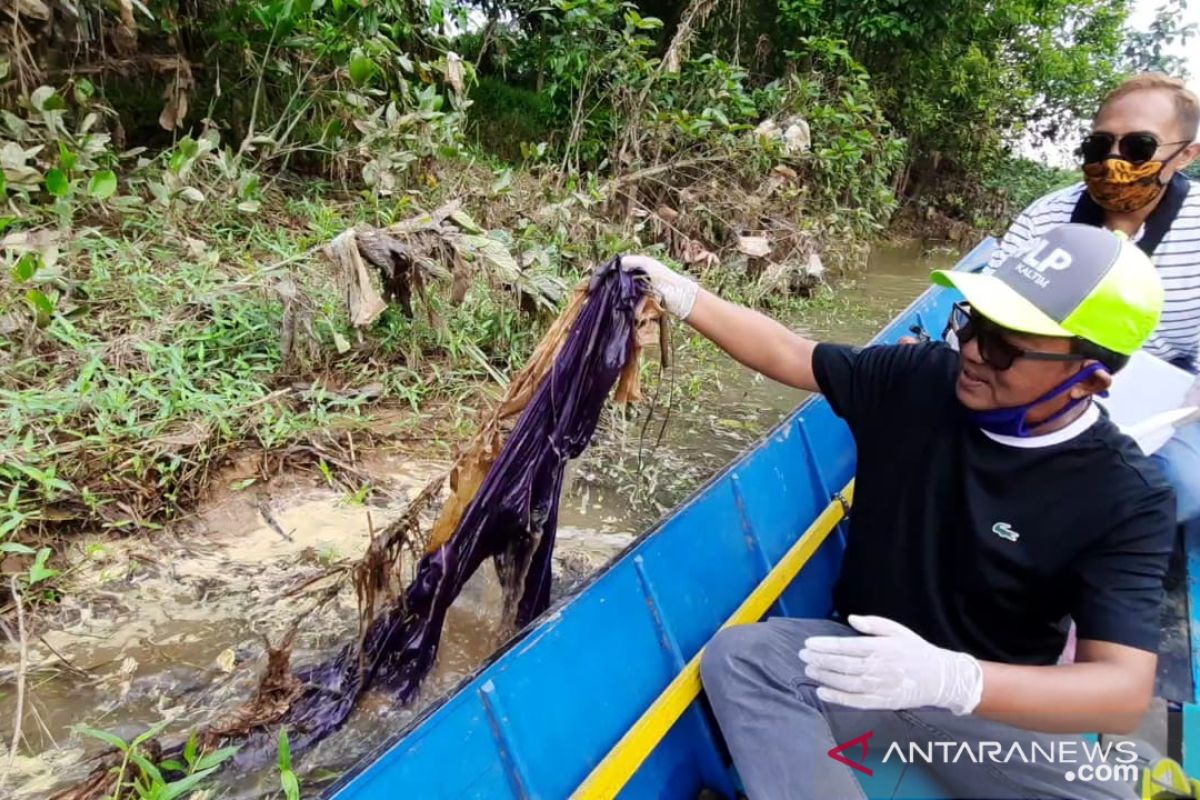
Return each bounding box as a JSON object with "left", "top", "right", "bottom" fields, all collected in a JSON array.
[
  {"left": 1079, "top": 131, "right": 1191, "bottom": 165},
  {"left": 946, "top": 303, "right": 1085, "bottom": 372}
]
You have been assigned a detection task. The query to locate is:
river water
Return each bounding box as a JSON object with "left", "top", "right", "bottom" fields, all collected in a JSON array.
[{"left": 2, "top": 242, "right": 958, "bottom": 797}]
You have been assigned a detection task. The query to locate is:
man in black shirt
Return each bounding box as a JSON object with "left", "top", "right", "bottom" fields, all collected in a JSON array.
[{"left": 622, "top": 223, "right": 1175, "bottom": 799}]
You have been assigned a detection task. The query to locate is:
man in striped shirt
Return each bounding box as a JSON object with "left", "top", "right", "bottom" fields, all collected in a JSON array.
[{"left": 990, "top": 73, "right": 1200, "bottom": 525}]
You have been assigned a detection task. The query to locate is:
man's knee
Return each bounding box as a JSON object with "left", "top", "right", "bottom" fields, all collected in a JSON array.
[
  {"left": 701, "top": 619, "right": 846, "bottom": 698},
  {"left": 700, "top": 624, "right": 766, "bottom": 695}
]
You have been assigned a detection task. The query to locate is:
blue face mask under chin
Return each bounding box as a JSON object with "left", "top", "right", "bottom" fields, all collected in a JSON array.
[{"left": 966, "top": 362, "right": 1108, "bottom": 438}]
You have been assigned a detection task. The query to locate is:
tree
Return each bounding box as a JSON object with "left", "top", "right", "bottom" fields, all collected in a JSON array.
[
  {"left": 1122, "top": 0, "right": 1197, "bottom": 76},
  {"left": 772, "top": 0, "right": 1130, "bottom": 197}
]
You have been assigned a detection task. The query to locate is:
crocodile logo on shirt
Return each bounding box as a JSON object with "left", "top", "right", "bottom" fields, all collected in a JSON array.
[{"left": 992, "top": 522, "right": 1020, "bottom": 542}]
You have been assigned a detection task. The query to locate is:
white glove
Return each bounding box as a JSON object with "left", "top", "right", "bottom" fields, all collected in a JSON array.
[
  {"left": 799, "top": 615, "right": 984, "bottom": 716},
  {"left": 620, "top": 254, "right": 699, "bottom": 319}
]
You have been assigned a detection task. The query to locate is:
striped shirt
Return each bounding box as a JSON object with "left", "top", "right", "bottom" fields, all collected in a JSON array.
[{"left": 988, "top": 178, "right": 1200, "bottom": 371}]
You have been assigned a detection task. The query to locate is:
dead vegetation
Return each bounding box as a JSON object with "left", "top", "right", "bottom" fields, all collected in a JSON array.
[
  {"left": 42, "top": 261, "right": 667, "bottom": 800},
  {"left": 619, "top": 158, "right": 835, "bottom": 304},
  {"left": 325, "top": 199, "right": 564, "bottom": 338},
  {"left": 1, "top": 147, "right": 836, "bottom": 559}
]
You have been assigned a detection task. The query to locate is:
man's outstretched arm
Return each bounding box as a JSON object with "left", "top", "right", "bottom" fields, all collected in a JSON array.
[
  {"left": 622, "top": 255, "right": 821, "bottom": 392},
  {"left": 687, "top": 291, "right": 820, "bottom": 392}
]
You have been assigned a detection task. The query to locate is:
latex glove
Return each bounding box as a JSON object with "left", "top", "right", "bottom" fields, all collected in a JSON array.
[
  {"left": 799, "top": 615, "right": 984, "bottom": 716},
  {"left": 619, "top": 254, "right": 699, "bottom": 320}
]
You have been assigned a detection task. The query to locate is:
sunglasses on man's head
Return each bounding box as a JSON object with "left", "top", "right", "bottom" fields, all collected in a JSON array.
[
  {"left": 946, "top": 303, "right": 1086, "bottom": 372},
  {"left": 1079, "top": 131, "right": 1191, "bottom": 165}
]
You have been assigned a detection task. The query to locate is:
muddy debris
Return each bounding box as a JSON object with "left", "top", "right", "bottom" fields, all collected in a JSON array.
[
  {"left": 43, "top": 261, "right": 663, "bottom": 798},
  {"left": 201, "top": 629, "right": 305, "bottom": 746}
]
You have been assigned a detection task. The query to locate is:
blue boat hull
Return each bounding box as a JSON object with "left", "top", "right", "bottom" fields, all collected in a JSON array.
[{"left": 326, "top": 239, "right": 997, "bottom": 799}]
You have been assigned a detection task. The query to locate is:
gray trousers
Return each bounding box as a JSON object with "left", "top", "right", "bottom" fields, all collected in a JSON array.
[{"left": 699, "top": 618, "right": 1137, "bottom": 800}]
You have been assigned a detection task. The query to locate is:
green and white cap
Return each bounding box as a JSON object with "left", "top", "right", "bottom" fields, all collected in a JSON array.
[{"left": 931, "top": 223, "right": 1163, "bottom": 356}]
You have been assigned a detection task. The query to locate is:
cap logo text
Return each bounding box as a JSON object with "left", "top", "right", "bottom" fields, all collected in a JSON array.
[{"left": 1013, "top": 238, "right": 1072, "bottom": 287}]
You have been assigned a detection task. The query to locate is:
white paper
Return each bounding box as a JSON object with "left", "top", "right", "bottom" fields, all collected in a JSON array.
[{"left": 1098, "top": 351, "right": 1199, "bottom": 453}]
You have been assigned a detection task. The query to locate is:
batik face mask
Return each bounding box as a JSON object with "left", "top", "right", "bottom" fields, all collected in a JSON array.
[
  {"left": 1080, "top": 136, "right": 1191, "bottom": 213},
  {"left": 1083, "top": 158, "right": 1169, "bottom": 213}
]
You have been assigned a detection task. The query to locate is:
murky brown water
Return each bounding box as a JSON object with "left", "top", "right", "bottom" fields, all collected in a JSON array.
[{"left": 0, "top": 241, "right": 957, "bottom": 797}]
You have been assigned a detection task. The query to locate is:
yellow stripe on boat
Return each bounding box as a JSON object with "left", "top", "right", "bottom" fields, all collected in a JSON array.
[{"left": 572, "top": 479, "right": 855, "bottom": 800}]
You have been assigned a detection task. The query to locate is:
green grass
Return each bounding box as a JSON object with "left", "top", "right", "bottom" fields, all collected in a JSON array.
[
  {"left": 0, "top": 187, "right": 576, "bottom": 556},
  {"left": 0, "top": 155, "right": 889, "bottom": 606},
  {"left": 72, "top": 723, "right": 238, "bottom": 800}
]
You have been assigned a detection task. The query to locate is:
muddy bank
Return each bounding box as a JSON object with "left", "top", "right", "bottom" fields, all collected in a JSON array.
[
  {"left": 1, "top": 243, "right": 954, "bottom": 797},
  {"left": 3, "top": 451, "right": 644, "bottom": 796}
]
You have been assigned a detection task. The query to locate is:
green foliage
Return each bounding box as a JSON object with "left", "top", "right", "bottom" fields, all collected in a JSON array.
[
  {"left": 73, "top": 723, "right": 237, "bottom": 800},
  {"left": 0, "top": 0, "right": 1181, "bottom": 230},
  {"left": 44, "top": 168, "right": 68, "bottom": 197},
  {"left": 651, "top": 55, "right": 760, "bottom": 144},
  {"left": 27, "top": 547, "right": 60, "bottom": 584},
  {"left": 111, "top": 0, "right": 438, "bottom": 159},
  {"left": 351, "top": 78, "right": 471, "bottom": 196},
  {"left": 1122, "top": 0, "right": 1197, "bottom": 74},
  {"left": 982, "top": 158, "right": 1080, "bottom": 216},
  {"left": 88, "top": 169, "right": 118, "bottom": 200},
  {"left": 278, "top": 728, "right": 301, "bottom": 800},
  {"left": 774, "top": 0, "right": 1130, "bottom": 196},
  {"left": 467, "top": 77, "right": 555, "bottom": 163},
  {"left": 772, "top": 39, "right": 907, "bottom": 234},
  {"left": 0, "top": 87, "right": 262, "bottom": 220},
  {"left": 530, "top": 0, "right": 664, "bottom": 169},
  {"left": 0, "top": 535, "right": 62, "bottom": 596},
  {"left": 1, "top": 1, "right": 471, "bottom": 207},
  {"left": 1, "top": 220, "right": 315, "bottom": 542},
  {"left": 474, "top": 5, "right": 903, "bottom": 232},
  {"left": 0, "top": 81, "right": 116, "bottom": 192}
]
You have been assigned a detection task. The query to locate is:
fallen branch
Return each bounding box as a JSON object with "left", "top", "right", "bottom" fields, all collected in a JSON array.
[
  {"left": 535, "top": 155, "right": 730, "bottom": 226},
  {"left": 256, "top": 500, "right": 294, "bottom": 543},
  {"left": 36, "top": 634, "right": 90, "bottom": 679},
  {"left": 609, "top": 155, "right": 730, "bottom": 191}
]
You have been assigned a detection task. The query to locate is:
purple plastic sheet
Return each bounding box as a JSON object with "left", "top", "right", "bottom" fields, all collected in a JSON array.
[{"left": 282, "top": 258, "right": 645, "bottom": 748}]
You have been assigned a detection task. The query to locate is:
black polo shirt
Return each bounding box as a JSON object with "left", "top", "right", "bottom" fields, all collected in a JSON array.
[{"left": 812, "top": 341, "right": 1175, "bottom": 664}]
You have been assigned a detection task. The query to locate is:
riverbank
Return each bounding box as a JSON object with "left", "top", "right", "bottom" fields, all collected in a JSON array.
[
  {"left": 0, "top": 166, "right": 919, "bottom": 576},
  {"left": 1, "top": 218, "right": 957, "bottom": 795}
]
